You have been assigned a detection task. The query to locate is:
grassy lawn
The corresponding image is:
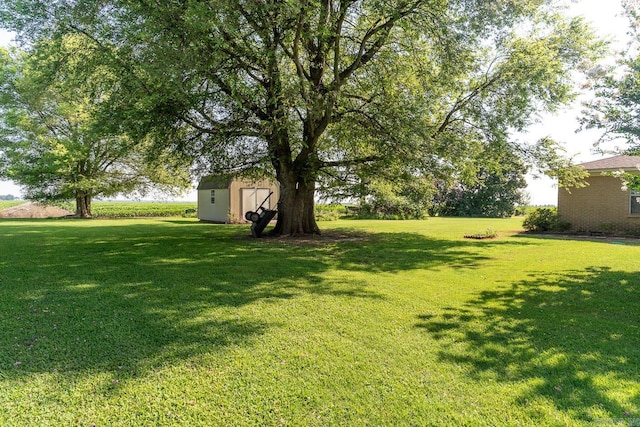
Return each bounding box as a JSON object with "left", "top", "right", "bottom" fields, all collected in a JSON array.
[{"left": 0, "top": 217, "right": 638, "bottom": 426}]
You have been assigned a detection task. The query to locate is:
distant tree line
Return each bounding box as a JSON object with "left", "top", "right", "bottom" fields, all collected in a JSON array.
[{"left": 321, "top": 146, "right": 529, "bottom": 218}]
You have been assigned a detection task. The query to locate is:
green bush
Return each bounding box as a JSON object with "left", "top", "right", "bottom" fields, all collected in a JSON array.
[
  {"left": 359, "top": 199, "right": 428, "bottom": 220},
  {"left": 315, "top": 204, "right": 345, "bottom": 221},
  {"left": 522, "top": 207, "right": 559, "bottom": 232}
]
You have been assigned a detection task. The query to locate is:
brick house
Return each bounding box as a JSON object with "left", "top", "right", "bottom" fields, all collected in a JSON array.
[{"left": 557, "top": 155, "right": 640, "bottom": 233}]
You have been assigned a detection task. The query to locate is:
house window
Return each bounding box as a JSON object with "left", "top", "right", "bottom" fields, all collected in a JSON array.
[
  {"left": 631, "top": 191, "right": 640, "bottom": 215},
  {"left": 210, "top": 190, "right": 216, "bottom": 204}
]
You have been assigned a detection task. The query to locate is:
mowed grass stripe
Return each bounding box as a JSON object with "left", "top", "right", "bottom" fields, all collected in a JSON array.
[{"left": 0, "top": 217, "right": 638, "bottom": 426}]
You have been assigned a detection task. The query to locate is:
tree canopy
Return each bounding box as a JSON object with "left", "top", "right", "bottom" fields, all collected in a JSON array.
[
  {"left": 0, "top": 37, "right": 190, "bottom": 217},
  {"left": 580, "top": 0, "right": 640, "bottom": 190},
  {"left": 431, "top": 148, "right": 528, "bottom": 218},
  {"left": 0, "top": 0, "right": 603, "bottom": 232}
]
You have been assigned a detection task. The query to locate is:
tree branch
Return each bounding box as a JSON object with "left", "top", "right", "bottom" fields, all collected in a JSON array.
[
  {"left": 336, "top": 0, "right": 424, "bottom": 87},
  {"left": 321, "top": 155, "right": 383, "bottom": 168},
  {"left": 209, "top": 74, "right": 269, "bottom": 122},
  {"left": 433, "top": 73, "right": 502, "bottom": 138}
]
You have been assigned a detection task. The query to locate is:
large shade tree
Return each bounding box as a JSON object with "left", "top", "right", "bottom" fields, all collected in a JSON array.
[
  {"left": 0, "top": 38, "right": 191, "bottom": 217},
  {"left": 1, "top": 0, "right": 601, "bottom": 233}
]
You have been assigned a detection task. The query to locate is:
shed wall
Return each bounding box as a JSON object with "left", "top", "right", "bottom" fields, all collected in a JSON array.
[
  {"left": 228, "top": 179, "right": 279, "bottom": 223},
  {"left": 197, "top": 188, "right": 230, "bottom": 223},
  {"left": 196, "top": 177, "right": 279, "bottom": 223}
]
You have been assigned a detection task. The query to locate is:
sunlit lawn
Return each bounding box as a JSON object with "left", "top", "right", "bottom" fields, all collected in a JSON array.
[{"left": 0, "top": 217, "right": 638, "bottom": 426}]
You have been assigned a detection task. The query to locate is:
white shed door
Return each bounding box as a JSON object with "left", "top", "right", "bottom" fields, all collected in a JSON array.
[{"left": 242, "top": 188, "right": 271, "bottom": 214}]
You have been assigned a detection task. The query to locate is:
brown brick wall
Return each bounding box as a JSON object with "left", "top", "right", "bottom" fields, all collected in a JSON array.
[{"left": 558, "top": 175, "right": 640, "bottom": 233}]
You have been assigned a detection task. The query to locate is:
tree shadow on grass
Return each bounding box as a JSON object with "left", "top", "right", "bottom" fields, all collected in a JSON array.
[
  {"left": 0, "top": 221, "right": 530, "bottom": 387},
  {"left": 416, "top": 266, "right": 640, "bottom": 422},
  {"left": 294, "top": 230, "right": 533, "bottom": 274}
]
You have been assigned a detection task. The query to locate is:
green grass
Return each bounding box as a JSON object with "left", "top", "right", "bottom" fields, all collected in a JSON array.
[
  {"left": 0, "top": 200, "right": 25, "bottom": 210},
  {"left": 0, "top": 217, "right": 638, "bottom": 426}
]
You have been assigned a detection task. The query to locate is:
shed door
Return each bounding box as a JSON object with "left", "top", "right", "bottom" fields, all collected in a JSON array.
[{"left": 242, "top": 188, "right": 271, "bottom": 214}]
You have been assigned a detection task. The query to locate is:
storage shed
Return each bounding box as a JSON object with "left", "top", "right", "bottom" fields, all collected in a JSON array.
[
  {"left": 558, "top": 155, "right": 640, "bottom": 233},
  {"left": 197, "top": 176, "right": 279, "bottom": 223}
]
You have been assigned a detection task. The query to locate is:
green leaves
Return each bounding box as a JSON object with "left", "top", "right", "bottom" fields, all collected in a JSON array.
[
  {"left": 525, "top": 137, "right": 589, "bottom": 190},
  {"left": 579, "top": 2, "right": 640, "bottom": 154},
  {"left": 0, "top": 0, "right": 603, "bottom": 226},
  {"left": 432, "top": 148, "right": 528, "bottom": 218},
  {"left": 0, "top": 36, "right": 191, "bottom": 211},
  {"left": 583, "top": 53, "right": 640, "bottom": 151}
]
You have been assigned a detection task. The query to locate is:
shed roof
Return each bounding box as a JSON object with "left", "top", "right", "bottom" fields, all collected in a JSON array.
[
  {"left": 197, "top": 175, "right": 234, "bottom": 190},
  {"left": 579, "top": 155, "right": 640, "bottom": 172}
]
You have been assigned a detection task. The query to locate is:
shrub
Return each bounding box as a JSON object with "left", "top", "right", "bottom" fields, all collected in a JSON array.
[
  {"left": 359, "top": 198, "right": 428, "bottom": 220},
  {"left": 315, "top": 204, "right": 343, "bottom": 221},
  {"left": 315, "top": 210, "right": 340, "bottom": 221},
  {"left": 522, "top": 207, "right": 559, "bottom": 232},
  {"left": 464, "top": 228, "right": 498, "bottom": 239},
  {"left": 555, "top": 220, "right": 572, "bottom": 232},
  {"left": 599, "top": 223, "right": 615, "bottom": 234}
]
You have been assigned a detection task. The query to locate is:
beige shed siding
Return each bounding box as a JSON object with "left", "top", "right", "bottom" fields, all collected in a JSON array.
[
  {"left": 197, "top": 176, "right": 279, "bottom": 223},
  {"left": 228, "top": 179, "right": 279, "bottom": 223},
  {"left": 558, "top": 175, "right": 640, "bottom": 232},
  {"left": 197, "top": 188, "right": 230, "bottom": 223}
]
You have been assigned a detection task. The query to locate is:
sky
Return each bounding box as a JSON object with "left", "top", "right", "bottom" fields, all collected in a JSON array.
[
  {"left": 521, "top": 0, "right": 632, "bottom": 205},
  {"left": 0, "top": 1, "right": 634, "bottom": 204}
]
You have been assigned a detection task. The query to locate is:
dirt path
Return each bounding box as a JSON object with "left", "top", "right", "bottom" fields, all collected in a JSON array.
[{"left": 0, "top": 202, "right": 73, "bottom": 218}]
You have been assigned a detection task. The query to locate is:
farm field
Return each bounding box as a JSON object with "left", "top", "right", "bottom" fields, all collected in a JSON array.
[
  {"left": 0, "top": 200, "right": 198, "bottom": 218},
  {"left": 0, "top": 217, "right": 638, "bottom": 426},
  {"left": 58, "top": 201, "right": 198, "bottom": 217},
  {"left": 0, "top": 200, "right": 25, "bottom": 210}
]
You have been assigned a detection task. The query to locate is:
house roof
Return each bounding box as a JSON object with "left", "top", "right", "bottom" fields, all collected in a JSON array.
[
  {"left": 197, "top": 175, "right": 234, "bottom": 190},
  {"left": 579, "top": 155, "right": 640, "bottom": 172}
]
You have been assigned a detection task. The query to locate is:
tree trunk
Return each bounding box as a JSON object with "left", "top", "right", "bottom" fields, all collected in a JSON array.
[
  {"left": 75, "top": 192, "right": 92, "bottom": 218},
  {"left": 271, "top": 171, "right": 319, "bottom": 236}
]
